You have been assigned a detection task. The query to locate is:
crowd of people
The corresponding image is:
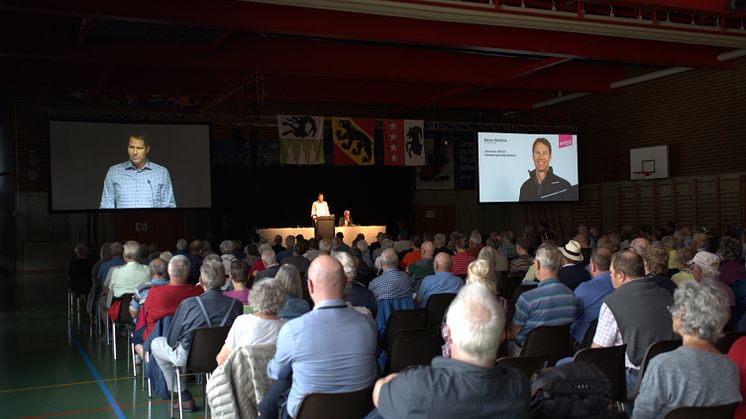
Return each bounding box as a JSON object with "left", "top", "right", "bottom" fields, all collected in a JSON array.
[{"left": 64, "top": 222, "right": 746, "bottom": 418}]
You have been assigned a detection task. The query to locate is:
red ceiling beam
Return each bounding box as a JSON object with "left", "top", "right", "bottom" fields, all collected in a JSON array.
[{"left": 0, "top": 1, "right": 734, "bottom": 69}]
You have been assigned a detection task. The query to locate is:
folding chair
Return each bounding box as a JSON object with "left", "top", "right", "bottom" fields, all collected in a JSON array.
[
  {"left": 383, "top": 308, "right": 427, "bottom": 352},
  {"left": 425, "top": 293, "right": 457, "bottom": 327},
  {"left": 385, "top": 327, "right": 441, "bottom": 374},
  {"left": 627, "top": 339, "right": 682, "bottom": 401},
  {"left": 295, "top": 387, "right": 373, "bottom": 419},
  {"left": 171, "top": 326, "right": 230, "bottom": 419},
  {"left": 496, "top": 353, "right": 549, "bottom": 378},
  {"left": 519, "top": 324, "right": 572, "bottom": 366},
  {"left": 579, "top": 318, "right": 599, "bottom": 350},
  {"left": 111, "top": 293, "right": 134, "bottom": 365},
  {"left": 573, "top": 344, "right": 627, "bottom": 406}
]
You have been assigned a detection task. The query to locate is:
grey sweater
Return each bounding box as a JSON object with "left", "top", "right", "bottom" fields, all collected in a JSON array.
[{"left": 633, "top": 346, "right": 742, "bottom": 419}]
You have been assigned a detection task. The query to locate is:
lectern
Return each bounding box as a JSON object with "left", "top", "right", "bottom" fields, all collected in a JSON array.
[{"left": 314, "top": 215, "right": 336, "bottom": 240}]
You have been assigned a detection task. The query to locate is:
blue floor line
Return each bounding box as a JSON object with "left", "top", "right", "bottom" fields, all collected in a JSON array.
[{"left": 71, "top": 333, "right": 127, "bottom": 419}]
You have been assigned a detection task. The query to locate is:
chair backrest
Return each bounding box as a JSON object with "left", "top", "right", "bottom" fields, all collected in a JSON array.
[
  {"left": 383, "top": 308, "right": 427, "bottom": 351},
  {"left": 425, "top": 293, "right": 457, "bottom": 327},
  {"left": 512, "top": 283, "right": 537, "bottom": 302},
  {"left": 496, "top": 353, "right": 548, "bottom": 378},
  {"left": 116, "top": 293, "right": 134, "bottom": 323},
  {"left": 628, "top": 339, "right": 682, "bottom": 401},
  {"left": 386, "top": 327, "right": 441, "bottom": 374},
  {"left": 520, "top": 324, "right": 571, "bottom": 366},
  {"left": 296, "top": 387, "right": 373, "bottom": 419},
  {"left": 580, "top": 318, "right": 599, "bottom": 349},
  {"left": 715, "top": 331, "right": 746, "bottom": 354},
  {"left": 498, "top": 275, "right": 523, "bottom": 302},
  {"left": 185, "top": 326, "right": 231, "bottom": 374},
  {"left": 663, "top": 402, "right": 739, "bottom": 419},
  {"left": 573, "top": 344, "right": 627, "bottom": 402}
]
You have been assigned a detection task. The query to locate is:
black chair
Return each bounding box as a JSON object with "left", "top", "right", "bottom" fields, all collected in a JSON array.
[
  {"left": 580, "top": 318, "right": 599, "bottom": 349},
  {"left": 573, "top": 344, "right": 627, "bottom": 403},
  {"left": 519, "top": 324, "right": 572, "bottom": 366},
  {"left": 110, "top": 293, "right": 134, "bottom": 364},
  {"left": 496, "top": 353, "right": 548, "bottom": 378},
  {"left": 296, "top": 387, "right": 373, "bottom": 419},
  {"left": 628, "top": 339, "right": 682, "bottom": 401},
  {"left": 498, "top": 275, "right": 523, "bottom": 302},
  {"left": 425, "top": 293, "right": 457, "bottom": 327},
  {"left": 715, "top": 330, "right": 746, "bottom": 353},
  {"left": 171, "top": 326, "right": 231, "bottom": 419},
  {"left": 512, "top": 283, "right": 537, "bottom": 302},
  {"left": 385, "top": 327, "right": 441, "bottom": 374},
  {"left": 663, "top": 402, "right": 739, "bottom": 419},
  {"left": 383, "top": 308, "right": 427, "bottom": 352}
]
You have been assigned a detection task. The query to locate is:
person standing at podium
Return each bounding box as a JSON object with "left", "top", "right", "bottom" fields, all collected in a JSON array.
[{"left": 311, "top": 192, "right": 330, "bottom": 223}]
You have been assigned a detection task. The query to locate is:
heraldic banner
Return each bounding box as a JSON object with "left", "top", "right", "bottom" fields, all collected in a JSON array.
[
  {"left": 382, "top": 119, "right": 425, "bottom": 166},
  {"left": 331, "top": 117, "right": 375, "bottom": 166},
  {"left": 276, "top": 115, "right": 325, "bottom": 165}
]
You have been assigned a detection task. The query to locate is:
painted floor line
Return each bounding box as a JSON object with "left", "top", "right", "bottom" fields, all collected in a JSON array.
[
  {"left": 0, "top": 376, "right": 136, "bottom": 394},
  {"left": 70, "top": 332, "right": 126, "bottom": 419},
  {"left": 18, "top": 396, "right": 206, "bottom": 419}
]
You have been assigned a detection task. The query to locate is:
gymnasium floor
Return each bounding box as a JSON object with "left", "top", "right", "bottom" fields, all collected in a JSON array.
[{"left": 0, "top": 274, "right": 206, "bottom": 419}]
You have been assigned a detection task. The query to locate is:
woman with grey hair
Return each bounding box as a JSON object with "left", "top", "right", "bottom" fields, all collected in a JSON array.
[
  {"left": 215, "top": 278, "right": 287, "bottom": 366},
  {"left": 634, "top": 280, "right": 741, "bottom": 418},
  {"left": 275, "top": 264, "right": 310, "bottom": 320},
  {"left": 718, "top": 237, "right": 746, "bottom": 287}
]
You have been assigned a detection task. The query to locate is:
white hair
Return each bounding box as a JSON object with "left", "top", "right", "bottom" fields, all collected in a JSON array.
[
  {"left": 219, "top": 240, "right": 234, "bottom": 254},
  {"left": 671, "top": 280, "right": 730, "bottom": 343},
  {"left": 168, "top": 255, "right": 191, "bottom": 278},
  {"left": 334, "top": 252, "right": 358, "bottom": 281},
  {"left": 535, "top": 243, "right": 563, "bottom": 273},
  {"left": 123, "top": 240, "right": 140, "bottom": 260},
  {"left": 261, "top": 249, "right": 277, "bottom": 266},
  {"left": 446, "top": 283, "right": 505, "bottom": 360}
]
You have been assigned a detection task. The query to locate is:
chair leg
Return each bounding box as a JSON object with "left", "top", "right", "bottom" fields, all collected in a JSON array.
[
  {"left": 142, "top": 351, "right": 148, "bottom": 391},
  {"left": 105, "top": 312, "right": 110, "bottom": 345},
  {"left": 125, "top": 331, "right": 131, "bottom": 372},
  {"left": 170, "top": 369, "right": 175, "bottom": 418},
  {"left": 176, "top": 368, "right": 184, "bottom": 419},
  {"left": 112, "top": 321, "right": 117, "bottom": 360},
  {"left": 131, "top": 339, "right": 137, "bottom": 377}
]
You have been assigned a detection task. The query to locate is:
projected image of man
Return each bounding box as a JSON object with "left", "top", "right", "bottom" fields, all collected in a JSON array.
[
  {"left": 100, "top": 135, "right": 176, "bottom": 209},
  {"left": 519, "top": 137, "right": 571, "bottom": 201}
]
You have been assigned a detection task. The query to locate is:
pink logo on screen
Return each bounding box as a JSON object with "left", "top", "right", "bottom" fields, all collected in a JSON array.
[{"left": 558, "top": 134, "right": 573, "bottom": 149}]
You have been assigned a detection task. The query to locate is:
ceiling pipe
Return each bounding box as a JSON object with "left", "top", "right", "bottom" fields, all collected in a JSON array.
[
  {"left": 532, "top": 92, "right": 590, "bottom": 109},
  {"left": 609, "top": 66, "right": 692, "bottom": 89},
  {"left": 718, "top": 48, "right": 746, "bottom": 62}
]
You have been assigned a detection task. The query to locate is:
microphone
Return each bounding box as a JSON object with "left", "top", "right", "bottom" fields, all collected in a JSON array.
[{"left": 147, "top": 179, "right": 156, "bottom": 206}]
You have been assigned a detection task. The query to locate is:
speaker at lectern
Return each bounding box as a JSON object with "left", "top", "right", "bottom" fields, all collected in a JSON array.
[{"left": 315, "top": 215, "right": 335, "bottom": 240}]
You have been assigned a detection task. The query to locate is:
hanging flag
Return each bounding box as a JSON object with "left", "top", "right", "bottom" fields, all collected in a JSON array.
[
  {"left": 276, "top": 115, "right": 325, "bottom": 165},
  {"left": 332, "top": 117, "right": 375, "bottom": 165},
  {"left": 382, "top": 119, "right": 425, "bottom": 166}
]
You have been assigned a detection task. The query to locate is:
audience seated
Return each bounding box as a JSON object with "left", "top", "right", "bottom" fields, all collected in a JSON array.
[
  {"left": 97, "top": 241, "right": 124, "bottom": 286},
  {"left": 216, "top": 278, "right": 287, "bottom": 366},
  {"left": 281, "top": 241, "right": 311, "bottom": 279},
  {"left": 259, "top": 255, "right": 377, "bottom": 419},
  {"left": 508, "top": 243, "right": 577, "bottom": 356},
  {"left": 219, "top": 240, "right": 239, "bottom": 284},
  {"left": 477, "top": 245, "right": 508, "bottom": 277},
  {"left": 433, "top": 233, "right": 453, "bottom": 256},
  {"left": 186, "top": 239, "right": 204, "bottom": 284},
  {"left": 416, "top": 253, "right": 463, "bottom": 308},
  {"left": 450, "top": 235, "right": 475, "bottom": 276},
  {"left": 465, "top": 259, "right": 507, "bottom": 313},
  {"left": 249, "top": 243, "right": 272, "bottom": 280},
  {"left": 690, "top": 250, "right": 735, "bottom": 307},
  {"left": 368, "top": 249, "right": 413, "bottom": 302},
  {"left": 130, "top": 258, "right": 170, "bottom": 358},
  {"left": 255, "top": 249, "right": 281, "bottom": 283},
  {"left": 399, "top": 235, "right": 422, "bottom": 269},
  {"left": 634, "top": 281, "right": 741, "bottom": 418},
  {"left": 570, "top": 248, "right": 614, "bottom": 345},
  {"left": 277, "top": 236, "right": 295, "bottom": 263},
  {"left": 671, "top": 246, "right": 696, "bottom": 286},
  {"left": 368, "top": 284, "right": 530, "bottom": 419},
  {"left": 642, "top": 244, "right": 677, "bottom": 295},
  {"left": 335, "top": 252, "right": 377, "bottom": 316},
  {"left": 719, "top": 237, "right": 746, "bottom": 286},
  {"left": 174, "top": 238, "right": 188, "bottom": 256},
  {"left": 592, "top": 249, "right": 676, "bottom": 396},
  {"left": 275, "top": 264, "right": 311, "bottom": 320},
  {"left": 223, "top": 263, "right": 250, "bottom": 305},
  {"left": 150, "top": 259, "right": 242, "bottom": 412},
  {"left": 407, "top": 241, "right": 435, "bottom": 287},
  {"left": 557, "top": 239, "right": 591, "bottom": 290},
  {"left": 509, "top": 237, "right": 533, "bottom": 274},
  {"left": 98, "top": 240, "right": 150, "bottom": 323},
  {"left": 67, "top": 243, "right": 97, "bottom": 297},
  {"left": 728, "top": 336, "right": 746, "bottom": 419}
]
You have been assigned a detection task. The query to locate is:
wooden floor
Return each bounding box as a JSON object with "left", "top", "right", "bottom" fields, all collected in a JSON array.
[{"left": 0, "top": 273, "right": 206, "bottom": 419}]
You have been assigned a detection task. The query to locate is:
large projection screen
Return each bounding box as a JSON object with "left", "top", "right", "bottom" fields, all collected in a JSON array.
[
  {"left": 49, "top": 120, "right": 212, "bottom": 210},
  {"left": 477, "top": 132, "right": 579, "bottom": 203}
]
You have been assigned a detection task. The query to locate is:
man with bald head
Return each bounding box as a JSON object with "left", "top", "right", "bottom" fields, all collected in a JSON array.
[
  {"left": 260, "top": 255, "right": 378, "bottom": 419},
  {"left": 407, "top": 240, "right": 436, "bottom": 285},
  {"left": 416, "top": 253, "right": 463, "bottom": 307}
]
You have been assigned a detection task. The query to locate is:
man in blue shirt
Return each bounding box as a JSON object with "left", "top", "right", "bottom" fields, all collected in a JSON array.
[
  {"left": 416, "top": 252, "right": 463, "bottom": 307},
  {"left": 260, "top": 255, "right": 378, "bottom": 419},
  {"left": 570, "top": 248, "right": 614, "bottom": 344},
  {"left": 508, "top": 244, "right": 577, "bottom": 355},
  {"left": 100, "top": 134, "right": 176, "bottom": 209}
]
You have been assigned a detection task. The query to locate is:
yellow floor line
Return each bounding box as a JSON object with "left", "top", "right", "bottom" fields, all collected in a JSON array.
[{"left": 0, "top": 376, "right": 136, "bottom": 394}]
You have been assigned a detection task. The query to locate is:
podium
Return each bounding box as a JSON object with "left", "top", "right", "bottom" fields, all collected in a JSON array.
[{"left": 314, "top": 215, "right": 336, "bottom": 240}]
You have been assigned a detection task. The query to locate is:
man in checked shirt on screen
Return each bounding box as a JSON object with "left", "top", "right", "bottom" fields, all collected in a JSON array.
[{"left": 100, "top": 134, "right": 176, "bottom": 208}]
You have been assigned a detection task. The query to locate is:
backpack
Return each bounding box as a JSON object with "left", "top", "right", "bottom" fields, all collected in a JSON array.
[{"left": 530, "top": 361, "right": 613, "bottom": 419}]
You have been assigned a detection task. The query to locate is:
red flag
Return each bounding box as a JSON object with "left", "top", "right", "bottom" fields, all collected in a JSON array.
[{"left": 382, "top": 119, "right": 404, "bottom": 166}]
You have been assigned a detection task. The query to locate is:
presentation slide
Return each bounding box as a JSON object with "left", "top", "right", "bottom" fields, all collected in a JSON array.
[
  {"left": 477, "top": 132, "right": 579, "bottom": 203},
  {"left": 49, "top": 120, "right": 212, "bottom": 210}
]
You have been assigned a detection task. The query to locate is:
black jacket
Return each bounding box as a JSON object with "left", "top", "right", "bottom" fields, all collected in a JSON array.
[{"left": 519, "top": 166, "right": 577, "bottom": 201}]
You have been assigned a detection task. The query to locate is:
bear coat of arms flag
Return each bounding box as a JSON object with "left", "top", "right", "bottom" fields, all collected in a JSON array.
[
  {"left": 332, "top": 117, "right": 375, "bottom": 166},
  {"left": 276, "top": 115, "right": 325, "bottom": 165},
  {"left": 382, "top": 119, "right": 426, "bottom": 166}
]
